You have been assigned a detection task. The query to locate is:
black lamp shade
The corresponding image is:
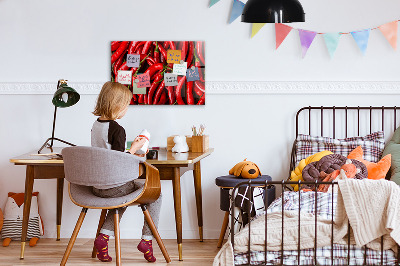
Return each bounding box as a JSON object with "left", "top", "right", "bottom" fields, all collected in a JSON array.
[
  {"left": 52, "top": 84, "right": 80, "bottom": 108},
  {"left": 241, "top": 0, "right": 305, "bottom": 23}
]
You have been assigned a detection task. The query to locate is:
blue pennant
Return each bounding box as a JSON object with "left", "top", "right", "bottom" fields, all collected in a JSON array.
[
  {"left": 351, "top": 29, "right": 371, "bottom": 55},
  {"left": 229, "top": 0, "right": 245, "bottom": 24}
]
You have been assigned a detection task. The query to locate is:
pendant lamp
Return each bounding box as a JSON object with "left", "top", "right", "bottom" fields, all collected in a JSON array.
[
  {"left": 38, "top": 79, "right": 80, "bottom": 154},
  {"left": 241, "top": 0, "right": 305, "bottom": 23}
]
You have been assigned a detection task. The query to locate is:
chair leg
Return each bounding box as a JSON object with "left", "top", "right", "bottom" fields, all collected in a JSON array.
[
  {"left": 91, "top": 209, "right": 108, "bottom": 258},
  {"left": 141, "top": 205, "right": 171, "bottom": 263},
  {"left": 60, "top": 208, "right": 88, "bottom": 266},
  {"left": 217, "top": 211, "right": 230, "bottom": 248},
  {"left": 114, "top": 209, "right": 121, "bottom": 266}
]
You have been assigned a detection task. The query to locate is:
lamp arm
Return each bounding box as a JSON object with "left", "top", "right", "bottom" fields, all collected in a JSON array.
[{"left": 50, "top": 105, "right": 57, "bottom": 148}]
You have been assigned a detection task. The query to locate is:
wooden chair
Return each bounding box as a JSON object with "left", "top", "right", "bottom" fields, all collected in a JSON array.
[{"left": 60, "top": 146, "right": 171, "bottom": 265}]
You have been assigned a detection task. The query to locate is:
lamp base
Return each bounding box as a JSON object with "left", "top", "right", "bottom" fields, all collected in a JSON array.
[{"left": 38, "top": 137, "right": 76, "bottom": 154}]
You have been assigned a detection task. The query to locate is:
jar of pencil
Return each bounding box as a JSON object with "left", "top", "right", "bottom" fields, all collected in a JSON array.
[{"left": 191, "top": 124, "right": 209, "bottom": 153}]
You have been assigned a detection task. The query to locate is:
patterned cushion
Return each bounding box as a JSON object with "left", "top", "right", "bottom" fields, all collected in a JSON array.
[{"left": 295, "top": 131, "right": 385, "bottom": 166}]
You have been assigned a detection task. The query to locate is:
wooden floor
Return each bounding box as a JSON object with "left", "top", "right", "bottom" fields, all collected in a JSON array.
[{"left": 0, "top": 239, "right": 221, "bottom": 265}]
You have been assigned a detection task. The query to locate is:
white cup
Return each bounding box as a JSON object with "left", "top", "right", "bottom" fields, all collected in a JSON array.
[{"left": 135, "top": 129, "right": 150, "bottom": 154}]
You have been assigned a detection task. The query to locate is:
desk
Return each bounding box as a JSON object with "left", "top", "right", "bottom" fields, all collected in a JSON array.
[{"left": 10, "top": 147, "right": 213, "bottom": 261}]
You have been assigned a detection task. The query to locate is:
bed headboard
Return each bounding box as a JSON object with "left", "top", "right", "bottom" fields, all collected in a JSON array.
[{"left": 290, "top": 106, "right": 400, "bottom": 179}]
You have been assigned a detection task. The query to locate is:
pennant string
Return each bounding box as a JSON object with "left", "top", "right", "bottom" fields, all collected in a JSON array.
[{"left": 286, "top": 19, "right": 400, "bottom": 35}]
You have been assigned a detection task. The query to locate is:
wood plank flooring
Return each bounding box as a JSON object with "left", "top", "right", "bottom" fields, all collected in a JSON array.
[{"left": 0, "top": 239, "right": 222, "bottom": 265}]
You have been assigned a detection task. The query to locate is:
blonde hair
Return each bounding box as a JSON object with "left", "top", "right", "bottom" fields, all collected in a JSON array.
[{"left": 93, "top": 81, "right": 132, "bottom": 120}]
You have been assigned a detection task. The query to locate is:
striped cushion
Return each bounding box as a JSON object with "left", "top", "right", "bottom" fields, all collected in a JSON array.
[
  {"left": 1, "top": 217, "right": 40, "bottom": 240},
  {"left": 294, "top": 131, "right": 385, "bottom": 167}
]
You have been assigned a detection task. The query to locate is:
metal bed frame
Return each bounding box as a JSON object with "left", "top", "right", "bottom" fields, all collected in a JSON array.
[{"left": 230, "top": 106, "right": 400, "bottom": 266}]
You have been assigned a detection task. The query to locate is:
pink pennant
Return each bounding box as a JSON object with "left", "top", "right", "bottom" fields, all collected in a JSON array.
[
  {"left": 275, "top": 23, "right": 293, "bottom": 49},
  {"left": 298, "top": 29, "right": 317, "bottom": 58},
  {"left": 379, "top": 21, "right": 398, "bottom": 50}
]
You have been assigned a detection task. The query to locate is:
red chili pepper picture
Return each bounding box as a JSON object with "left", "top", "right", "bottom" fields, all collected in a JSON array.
[{"left": 111, "top": 41, "right": 205, "bottom": 105}]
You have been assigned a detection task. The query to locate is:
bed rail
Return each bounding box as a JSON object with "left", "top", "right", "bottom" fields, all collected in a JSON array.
[{"left": 230, "top": 180, "right": 400, "bottom": 266}]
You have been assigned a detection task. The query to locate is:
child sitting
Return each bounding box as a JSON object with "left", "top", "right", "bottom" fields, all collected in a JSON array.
[{"left": 91, "top": 81, "right": 161, "bottom": 263}]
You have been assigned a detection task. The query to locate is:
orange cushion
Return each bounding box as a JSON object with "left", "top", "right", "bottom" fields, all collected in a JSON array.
[{"left": 347, "top": 146, "right": 391, "bottom": 180}]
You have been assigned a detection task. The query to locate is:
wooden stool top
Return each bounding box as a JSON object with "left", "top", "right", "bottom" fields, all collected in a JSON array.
[{"left": 215, "top": 175, "right": 272, "bottom": 188}]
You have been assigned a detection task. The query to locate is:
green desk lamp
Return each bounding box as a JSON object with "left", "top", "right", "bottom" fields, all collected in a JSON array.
[{"left": 38, "top": 79, "right": 80, "bottom": 154}]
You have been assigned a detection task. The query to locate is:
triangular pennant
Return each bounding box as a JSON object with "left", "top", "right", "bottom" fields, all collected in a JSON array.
[
  {"left": 298, "top": 29, "right": 317, "bottom": 58},
  {"left": 351, "top": 29, "right": 370, "bottom": 55},
  {"left": 378, "top": 21, "right": 398, "bottom": 50},
  {"left": 209, "top": 0, "right": 220, "bottom": 7},
  {"left": 323, "top": 33, "right": 341, "bottom": 58},
  {"left": 275, "top": 23, "right": 293, "bottom": 49},
  {"left": 229, "top": 0, "right": 245, "bottom": 24},
  {"left": 251, "top": 23, "right": 266, "bottom": 38}
]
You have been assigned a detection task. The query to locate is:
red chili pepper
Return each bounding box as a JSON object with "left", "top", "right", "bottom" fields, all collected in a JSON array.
[
  {"left": 141, "top": 41, "right": 152, "bottom": 54},
  {"left": 168, "top": 41, "right": 176, "bottom": 50},
  {"left": 111, "top": 41, "right": 121, "bottom": 51},
  {"left": 158, "top": 43, "right": 168, "bottom": 61},
  {"left": 196, "top": 41, "right": 205, "bottom": 65},
  {"left": 134, "top": 42, "right": 145, "bottom": 53},
  {"left": 197, "top": 93, "right": 205, "bottom": 105},
  {"left": 146, "top": 57, "right": 155, "bottom": 66},
  {"left": 175, "top": 76, "right": 186, "bottom": 105},
  {"left": 153, "top": 80, "right": 165, "bottom": 104},
  {"left": 128, "top": 41, "right": 140, "bottom": 54},
  {"left": 147, "top": 74, "right": 163, "bottom": 105},
  {"left": 180, "top": 41, "right": 188, "bottom": 61},
  {"left": 144, "top": 63, "right": 164, "bottom": 79},
  {"left": 138, "top": 94, "right": 144, "bottom": 104},
  {"left": 158, "top": 91, "right": 168, "bottom": 105},
  {"left": 166, "top": 86, "right": 175, "bottom": 105},
  {"left": 186, "top": 41, "right": 195, "bottom": 67},
  {"left": 194, "top": 80, "right": 205, "bottom": 96},
  {"left": 153, "top": 42, "right": 160, "bottom": 63},
  {"left": 132, "top": 94, "right": 137, "bottom": 101},
  {"left": 113, "top": 55, "right": 124, "bottom": 77},
  {"left": 195, "top": 59, "right": 205, "bottom": 82},
  {"left": 186, "top": 81, "right": 195, "bottom": 105},
  {"left": 111, "top": 41, "right": 129, "bottom": 64}
]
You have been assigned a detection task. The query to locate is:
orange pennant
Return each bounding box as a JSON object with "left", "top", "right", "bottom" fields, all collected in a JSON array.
[
  {"left": 378, "top": 21, "right": 398, "bottom": 50},
  {"left": 275, "top": 23, "right": 293, "bottom": 49}
]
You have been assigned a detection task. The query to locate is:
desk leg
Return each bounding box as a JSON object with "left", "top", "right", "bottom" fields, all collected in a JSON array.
[
  {"left": 56, "top": 178, "right": 64, "bottom": 241},
  {"left": 193, "top": 161, "right": 203, "bottom": 242},
  {"left": 172, "top": 167, "right": 183, "bottom": 261},
  {"left": 20, "top": 165, "right": 34, "bottom": 259}
]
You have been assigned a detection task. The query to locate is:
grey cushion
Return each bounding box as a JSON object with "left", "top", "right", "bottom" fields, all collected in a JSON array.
[
  {"left": 69, "top": 180, "right": 145, "bottom": 208},
  {"left": 62, "top": 146, "right": 145, "bottom": 188},
  {"left": 382, "top": 126, "right": 400, "bottom": 184}
]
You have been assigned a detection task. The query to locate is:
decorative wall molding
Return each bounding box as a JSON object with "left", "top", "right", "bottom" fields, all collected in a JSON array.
[{"left": 1, "top": 81, "right": 400, "bottom": 95}]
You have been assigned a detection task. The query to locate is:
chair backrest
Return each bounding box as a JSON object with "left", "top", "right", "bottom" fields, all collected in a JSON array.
[{"left": 62, "top": 146, "right": 145, "bottom": 187}]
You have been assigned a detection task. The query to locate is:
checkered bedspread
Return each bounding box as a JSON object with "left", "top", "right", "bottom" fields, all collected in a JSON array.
[{"left": 234, "top": 191, "right": 397, "bottom": 265}]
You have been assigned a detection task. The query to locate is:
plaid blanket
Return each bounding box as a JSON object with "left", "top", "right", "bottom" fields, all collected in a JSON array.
[{"left": 234, "top": 191, "right": 397, "bottom": 265}]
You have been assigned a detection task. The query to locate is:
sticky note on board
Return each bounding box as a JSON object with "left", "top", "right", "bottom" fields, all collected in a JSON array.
[
  {"left": 164, "top": 73, "right": 178, "bottom": 86},
  {"left": 167, "top": 50, "right": 182, "bottom": 64},
  {"left": 126, "top": 54, "right": 140, "bottom": 67},
  {"left": 186, "top": 67, "right": 200, "bottom": 81},
  {"left": 136, "top": 72, "right": 151, "bottom": 88},
  {"left": 173, "top": 62, "right": 187, "bottom": 76},
  {"left": 117, "top": 70, "right": 132, "bottom": 85},
  {"left": 131, "top": 82, "right": 146, "bottom": 94}
]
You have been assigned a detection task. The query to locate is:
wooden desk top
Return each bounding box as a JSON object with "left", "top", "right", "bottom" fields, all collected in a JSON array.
[{"left": 10, "top": 147, "right": 214, "bottom": 166}]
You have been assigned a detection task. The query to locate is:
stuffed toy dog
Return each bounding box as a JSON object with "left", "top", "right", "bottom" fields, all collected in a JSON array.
[{"left": 229, "top": 159, "right": 261, "bottom": 179}]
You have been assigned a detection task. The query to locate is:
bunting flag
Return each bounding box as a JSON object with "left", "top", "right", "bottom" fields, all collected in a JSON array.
[
  {"left": 275, "top": 23, "right": 293, "bottom": 49},
  {"left": 229, "top": 0, "right": 245, "bottom": 24},
  {"left": 351, "top": 29, "right": 370, "bottom": 55},
  {"left": 378, "top": 21, "right": 398, "bottom": 50},
  {"left": 209, "top": 0, "right": 220, "bottom": 7},
  {"left": 251, "top": 23, "right": 266, "bottom": 38},
  {"left": 298, "top": 30, "right": 317, "bottom": 58},
  {"left": 323, "top": 33, "right": 341, "bottom": 58}
]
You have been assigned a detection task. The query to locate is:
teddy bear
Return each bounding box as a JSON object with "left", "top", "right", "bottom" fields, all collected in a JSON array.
[
  {"left": 229, "top": 159, "right": 261, "bottom": 179},
  {"left": 1, "top": 192, "right": 44, "bottom": 247},
  {"left": 172, "top": 135, "right": 189, "bottom": 153}
]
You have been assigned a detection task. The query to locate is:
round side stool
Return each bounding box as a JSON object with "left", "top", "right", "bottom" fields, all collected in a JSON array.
[{"left": 215, "top": 175, "right": 275, "bottom": 248}]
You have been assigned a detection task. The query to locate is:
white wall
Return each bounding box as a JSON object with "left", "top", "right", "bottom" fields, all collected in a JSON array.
[{"left": 1, "top": 0, "right": 400, "bottom": 240}]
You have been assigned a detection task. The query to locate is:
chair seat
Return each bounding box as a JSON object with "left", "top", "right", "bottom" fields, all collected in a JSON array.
[{"left": 69, "top": 180, "right": 145, "bottom": 208}]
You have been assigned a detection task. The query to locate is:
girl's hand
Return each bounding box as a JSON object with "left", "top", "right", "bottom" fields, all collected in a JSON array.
[
  {"left": 134, "top": 148, "right": 149, "bottom": 157},
  {"left": 129, "top": 137, "right": 147, "bottom": 154}
]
